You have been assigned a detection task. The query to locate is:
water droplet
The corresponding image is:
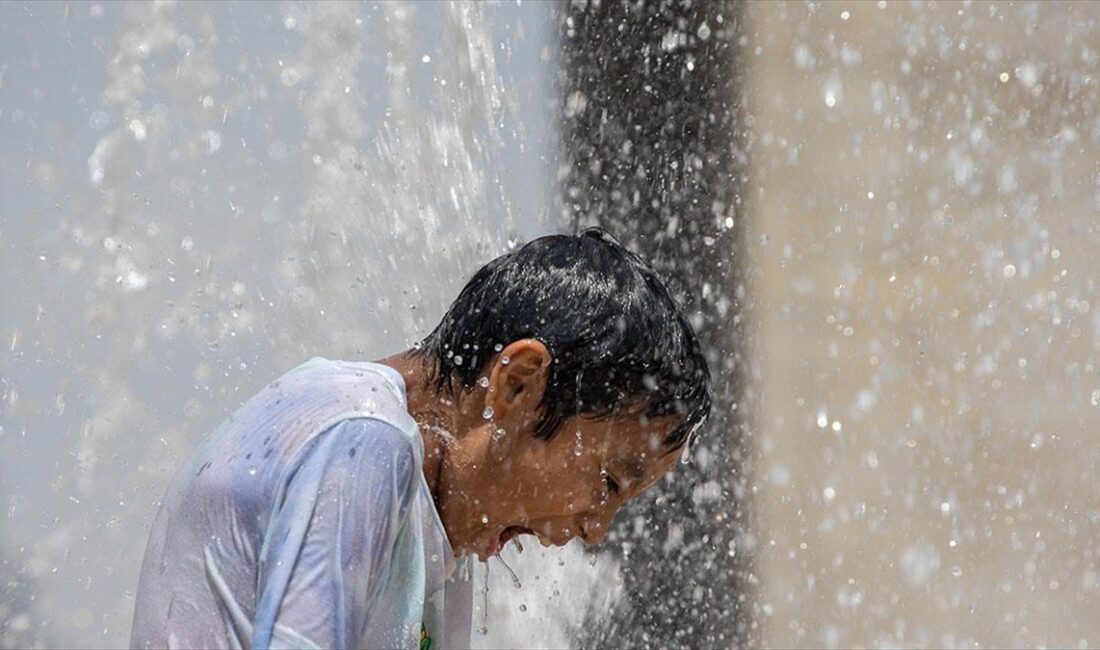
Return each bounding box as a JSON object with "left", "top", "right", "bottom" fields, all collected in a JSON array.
[
  {"left": 88, "top": 110, "right": 110, "bottom": 131},
  {"left": 481, "top": 514, "right": 489, "bottom": 524},
  {"left": 248, "top": 467, "right": 257, "bottom": 476},
  {"left": 518, "top": 604, "right": 527, "bottom": 612},
  {"left": 494, "top": 343, "right": 504, "bottom": 352},
  {"left": 128, "top": 118, "right": 147, "bottom": 142},
  {"left": 480, "top": 562, "right": 490, "bottom": 633},
  {"left": 478, "top": 376, "right": 490, "bottom": 388},
  {"left": 1003, "top": 264, "right": 1017, "bottom": 278},
  {"left": 203, "top": 130, "right": 222, "bottom": 154},
  {"left": 900, "top": 544, "right": 940, "bottom": 586},
  {"left": 681, "top": 443, "right": 693, "bottom": 464},
  {"left": 482, "top": 406, "right": 494, "bottom": 420},
  {"left": 500, "top": 355, "right": 510, "bottom": 365},
  {"left": 497, "top": 557, "right": 522, "bottom": 589},
  {"left": 454, "top": 355, "right": 464, "bottom": 366}
]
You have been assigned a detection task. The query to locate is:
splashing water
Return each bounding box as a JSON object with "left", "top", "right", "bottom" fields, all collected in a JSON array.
[
  {"left": 474, "top": 555, "right": 524, "bottom": 636},
  {"left": 0, "top": 3, "right": 571, "bottom": 648}
]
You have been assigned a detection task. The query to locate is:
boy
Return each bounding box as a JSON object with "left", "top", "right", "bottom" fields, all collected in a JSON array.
[{"left": 130, "top": 228, "right": 711, "bottom": 649}]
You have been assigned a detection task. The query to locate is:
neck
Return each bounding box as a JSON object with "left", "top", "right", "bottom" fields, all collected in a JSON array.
[{"left": 376, "top": 350, "right": 452, "bottom": 501}]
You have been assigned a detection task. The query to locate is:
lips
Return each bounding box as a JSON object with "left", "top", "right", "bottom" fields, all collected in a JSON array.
[
  {"left": 497, "top": 523, "right": 534, "bottom": 554},
  {"left": 499, "top": 525, "right": 534, "bottom": 547}
]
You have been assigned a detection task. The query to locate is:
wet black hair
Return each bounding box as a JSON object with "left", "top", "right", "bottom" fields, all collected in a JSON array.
[{"left": 415, "top": 227, "right": 712, "bottom": 449}]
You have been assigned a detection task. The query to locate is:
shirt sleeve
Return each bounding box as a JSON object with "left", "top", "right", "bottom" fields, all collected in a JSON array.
[{"left": 249, "top": 418, "right": 418, "bottom": 650}]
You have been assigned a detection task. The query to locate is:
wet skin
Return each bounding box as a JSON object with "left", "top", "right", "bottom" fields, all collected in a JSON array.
[{"left": 382, "top": 340, "right": 683, "bottom": 561}]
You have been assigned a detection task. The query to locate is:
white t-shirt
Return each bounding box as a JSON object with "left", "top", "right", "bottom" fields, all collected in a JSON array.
[{"left": 131, "top": 358, "right": 472, "bottom": 649}]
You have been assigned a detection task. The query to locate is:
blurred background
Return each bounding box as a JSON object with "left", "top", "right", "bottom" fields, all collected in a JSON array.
[{"left": 2, "top": 1, "right": 1098, "bottom": 648}]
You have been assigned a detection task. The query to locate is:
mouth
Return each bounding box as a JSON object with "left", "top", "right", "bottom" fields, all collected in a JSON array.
[
  {"left": 491, "top": 525, "right": 534, "bottom": 556},
  {"left": 500, "top": 525, "right": 534, "bottom": 546}
]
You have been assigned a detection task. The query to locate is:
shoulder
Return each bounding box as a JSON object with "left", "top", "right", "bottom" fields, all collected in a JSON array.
[
  {"left": 303, "top": 418, "right": 421, "bottom": 494},
  {"left": 279, "top": 358, "right": 418, "bottom": 434},
  {"left": 294, "top": 419, "right": 424, "bottom": 530},
  {"left": 321, "top": 418, "right": 417, "bottom": 462}
]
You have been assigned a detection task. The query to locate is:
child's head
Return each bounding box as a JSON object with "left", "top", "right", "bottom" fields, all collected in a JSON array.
[{"left": 415, "top": 228, "right": 711, "bottom": 559}]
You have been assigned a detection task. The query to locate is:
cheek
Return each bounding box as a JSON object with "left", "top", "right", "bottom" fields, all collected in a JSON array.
[
  {"left": 526, "top": 472, "right": 590, "bottom": 505},
  {"left": 510, "top": 436, "right": 610, "bottom": 512},
  {"left": 521, "top": 441, "right": 592, "bottom": 485},
  {"left": 519, "top": 468, "right": 603, "bottom": 516}
]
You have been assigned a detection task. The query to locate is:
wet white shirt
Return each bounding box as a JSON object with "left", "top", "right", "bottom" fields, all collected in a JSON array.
[{"left": 130, "top": 358, "right": 472, "bottom": 649}]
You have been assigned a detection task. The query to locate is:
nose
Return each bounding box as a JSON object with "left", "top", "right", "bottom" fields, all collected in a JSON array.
[{"left": 578, "top": 513, "right": 611, "bottom": 545}]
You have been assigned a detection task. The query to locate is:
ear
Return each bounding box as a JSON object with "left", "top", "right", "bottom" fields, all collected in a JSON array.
[{"left": 486, "top": 338, "right": 551, "bottom": 432}]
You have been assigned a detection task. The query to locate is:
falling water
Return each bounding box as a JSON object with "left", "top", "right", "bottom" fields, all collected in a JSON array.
[
  {"left": 13, "top": 2, "right": 1100, "bottom": 649},
  {"left": 0, "top": 2, "right": 603, "bottom": 648},
  {"left": 495, "top": 554, "right": 523, "bottom": 590}
]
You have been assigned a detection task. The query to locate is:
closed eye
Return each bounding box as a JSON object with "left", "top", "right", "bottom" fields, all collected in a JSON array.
[{"left": 602, "top": 470, "right": 621, "bottom": 496}]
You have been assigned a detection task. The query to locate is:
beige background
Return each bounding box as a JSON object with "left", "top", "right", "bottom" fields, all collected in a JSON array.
[{"left": 745, "top": 2, "right": 1099, "bottom": 647}]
